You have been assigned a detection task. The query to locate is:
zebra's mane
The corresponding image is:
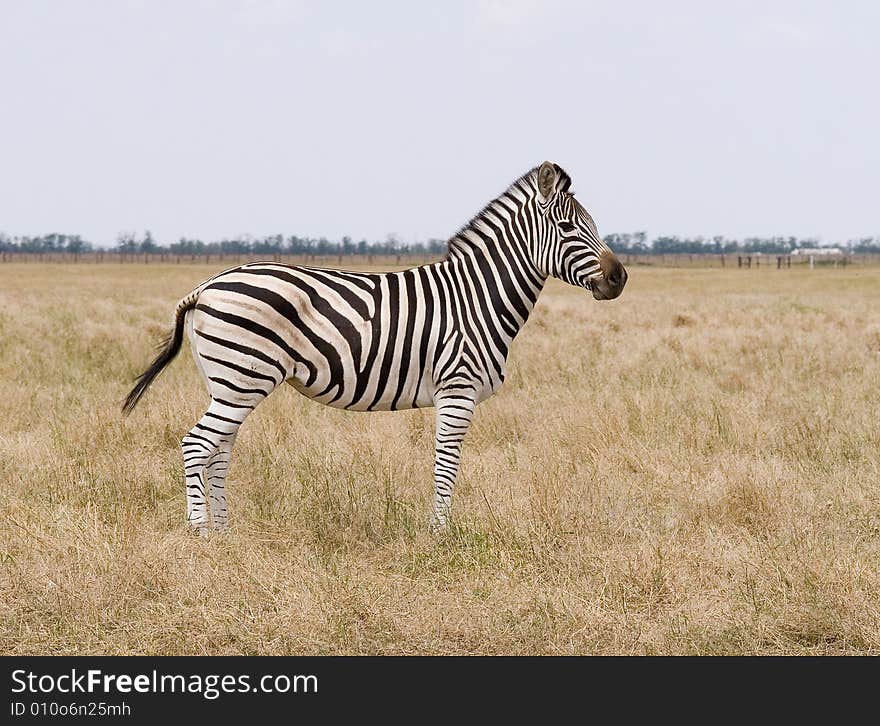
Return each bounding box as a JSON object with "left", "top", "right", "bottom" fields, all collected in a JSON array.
[{"left": 445, "top": 163, "right": 573, "bottom": 258}]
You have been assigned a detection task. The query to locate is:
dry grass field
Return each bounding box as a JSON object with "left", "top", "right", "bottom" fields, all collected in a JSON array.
[{"left": 1, "top": 261, "right": 879, "bottom": 655}]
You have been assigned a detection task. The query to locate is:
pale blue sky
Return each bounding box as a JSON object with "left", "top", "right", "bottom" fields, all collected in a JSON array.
[{"left": 1, "top": 1, "right": 877, "bottom": 245}]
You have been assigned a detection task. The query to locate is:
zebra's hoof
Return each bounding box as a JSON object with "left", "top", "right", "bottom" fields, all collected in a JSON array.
[
  {"left": 429, "top": 519, "right": 449, "bottom": 535},
  {"left": 185, "top": 522, "right": 211, "bottom": 537}
]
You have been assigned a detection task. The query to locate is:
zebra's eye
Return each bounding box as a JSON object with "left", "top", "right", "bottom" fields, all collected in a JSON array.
[{"left": 558, "top": 222, "right": 576, "bottom": 234}]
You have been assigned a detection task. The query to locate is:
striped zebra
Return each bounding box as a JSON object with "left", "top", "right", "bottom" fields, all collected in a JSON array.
[{"left": 123, "top": 162, "right": 627, "bottom": 533}]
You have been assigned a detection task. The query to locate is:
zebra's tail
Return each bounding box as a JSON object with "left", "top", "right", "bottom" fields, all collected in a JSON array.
[{"left": 122, "top": 290, "right": 200, "bottom": 415}]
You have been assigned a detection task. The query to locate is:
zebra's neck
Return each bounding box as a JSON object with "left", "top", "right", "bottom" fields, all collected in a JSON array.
[{"left": 439, "top": 184, "right": 548, "bottom": 352}]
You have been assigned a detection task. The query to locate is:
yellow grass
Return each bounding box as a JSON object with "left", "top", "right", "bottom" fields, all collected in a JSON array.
[{"left": 1, "top": 262, "right": 879, "bottom": 654}]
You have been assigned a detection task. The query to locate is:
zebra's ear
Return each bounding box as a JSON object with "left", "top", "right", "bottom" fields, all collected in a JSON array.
[{"left": 537, "top": 161, "right": 558, "bottom": 202}]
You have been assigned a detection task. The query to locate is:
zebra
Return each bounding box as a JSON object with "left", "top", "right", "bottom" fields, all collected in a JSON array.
[{"left": 122, "top": 161, "right": 627, "bottom": 533}]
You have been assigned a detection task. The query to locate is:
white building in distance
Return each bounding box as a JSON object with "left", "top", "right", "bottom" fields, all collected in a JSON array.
[{"left": 791, "top": 248, "right": 844, "bottom": 256}]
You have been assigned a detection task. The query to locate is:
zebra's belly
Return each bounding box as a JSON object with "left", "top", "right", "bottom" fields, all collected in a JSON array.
[
  {"left": 285, "top": 366, "right": 436, "bottom": 411},
  {"left": 286, "top": 367, "right": 504, "bottom": 412}
]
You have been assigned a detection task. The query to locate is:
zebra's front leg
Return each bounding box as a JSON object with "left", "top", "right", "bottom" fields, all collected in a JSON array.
[{"left": 431, "top": 392, "right": 477, "bottom": 531}]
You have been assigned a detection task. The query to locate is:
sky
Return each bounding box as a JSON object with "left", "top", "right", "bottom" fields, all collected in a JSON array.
[{"left": 1, "top": 1, "right": 877, "bottom": 246}]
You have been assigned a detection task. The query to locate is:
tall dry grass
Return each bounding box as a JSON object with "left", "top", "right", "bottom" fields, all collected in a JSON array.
[{"left": 1, "top": 262, "right": 879, "bottom": 654}]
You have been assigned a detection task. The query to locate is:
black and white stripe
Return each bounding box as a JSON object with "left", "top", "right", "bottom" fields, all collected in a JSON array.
[{"left": 123, "top": 161, "right": 627, "bottom": 532}]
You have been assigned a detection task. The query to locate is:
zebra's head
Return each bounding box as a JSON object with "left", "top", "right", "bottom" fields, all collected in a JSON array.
[{"left": 534, "top": 161, "right": 627, "bottom": 301}]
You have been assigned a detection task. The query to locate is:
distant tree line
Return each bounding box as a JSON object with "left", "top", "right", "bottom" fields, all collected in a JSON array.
[
  {"left": 2, "top": 230, "right": 879, "bottom": 256},
  {"left": 0, "top": 232, "right": 92, "bottom": 254},
  {"left": 0, "top": 231, "right": 448, "bottom": 257}
]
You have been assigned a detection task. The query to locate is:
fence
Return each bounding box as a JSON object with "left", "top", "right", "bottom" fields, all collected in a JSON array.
[
  {"left": 617, "top": 253, "right": 880, "bottom": 268},
  {"left": 3, "top": 251, "right": 880, "bottom": 268},
  {"left": 0, "top": 251, "right": 439, "bottom": 267}
]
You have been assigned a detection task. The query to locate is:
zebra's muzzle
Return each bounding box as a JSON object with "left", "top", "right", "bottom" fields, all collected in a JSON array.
[{"left": 591, "top": 252, "right": 627, "bottom": 300}]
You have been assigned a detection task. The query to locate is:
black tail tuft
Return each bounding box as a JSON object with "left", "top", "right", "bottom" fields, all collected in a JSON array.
[{"left": 122, "top": 298, "right": 195, "bottom": 416}]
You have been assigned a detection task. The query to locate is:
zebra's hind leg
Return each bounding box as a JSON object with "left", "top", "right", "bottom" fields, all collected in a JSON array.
[
  {"left": 181, "top": 401, "right": 246, "bottom": 535},
  {"left": 206, "top": 433, "right": 237, "bottom": 531},
  {"left": 431, "top": 390, "right": 477, "bottom": 532}
]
